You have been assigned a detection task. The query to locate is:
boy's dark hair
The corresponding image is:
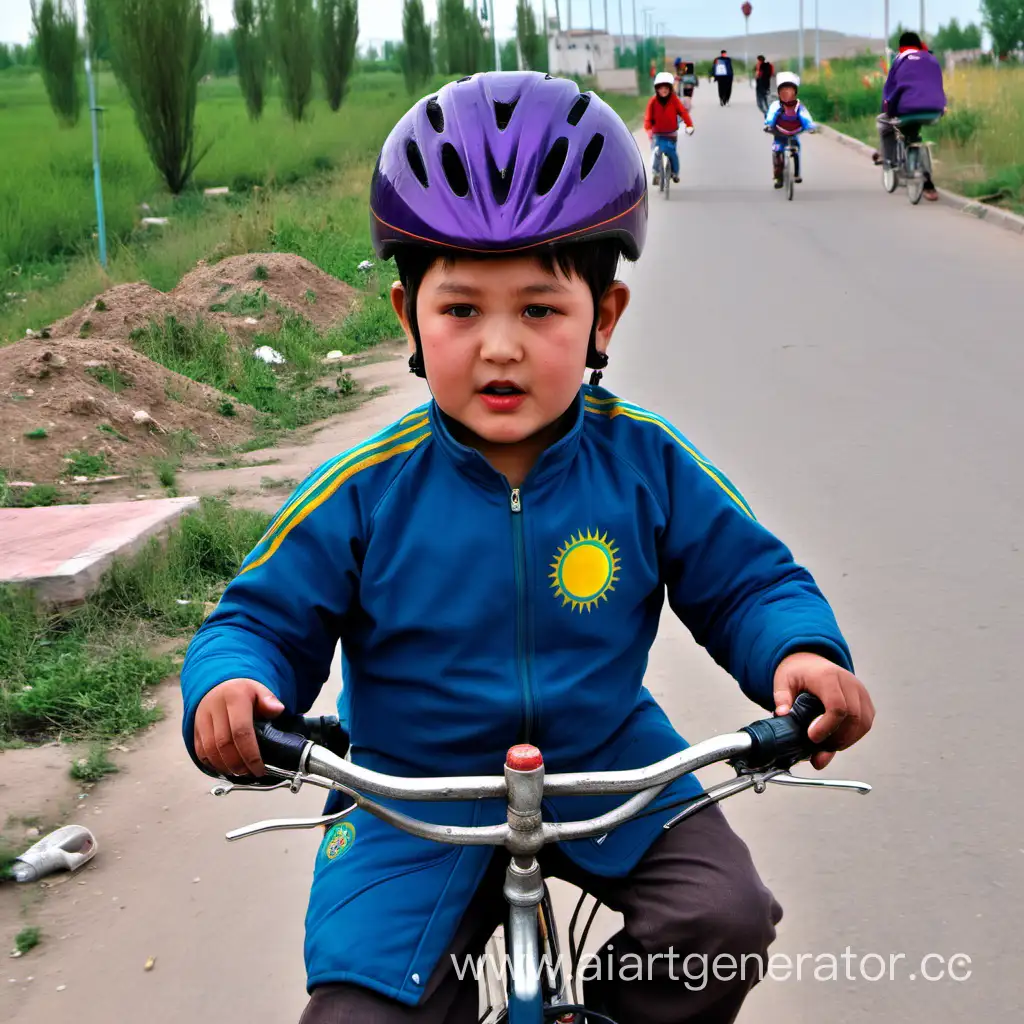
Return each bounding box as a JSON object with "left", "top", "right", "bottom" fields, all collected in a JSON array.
[
  {"left": 899, "top": 31, "right": 923, "bottom": 49},
  {"left": 394, "top": 239, "right": 623, "bottom": 379}
]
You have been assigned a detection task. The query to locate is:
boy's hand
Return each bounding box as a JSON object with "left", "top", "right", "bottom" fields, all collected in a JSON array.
[
  {"left": 773, "top": 653, "right": 875, "bottom": 771},
  {"left": 194, "top": 679, "right": 285, "bottom": 777}
]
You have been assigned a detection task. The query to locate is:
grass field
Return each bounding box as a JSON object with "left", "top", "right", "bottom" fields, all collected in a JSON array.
[{"left": 1, "top": 69, "right": 647, "bottom": 343}]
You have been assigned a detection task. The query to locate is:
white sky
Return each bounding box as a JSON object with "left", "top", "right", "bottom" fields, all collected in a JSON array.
[{"left": 0, "top": 1, "right": 986, "bottom": 48}]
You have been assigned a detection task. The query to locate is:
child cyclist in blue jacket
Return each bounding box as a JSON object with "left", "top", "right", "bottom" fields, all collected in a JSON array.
[
  {"left": 182, "top": 71, "right": 874, "bottom": 1024},
  {"left": 764, "top": 71, "right": 817, "bottom": 188}
]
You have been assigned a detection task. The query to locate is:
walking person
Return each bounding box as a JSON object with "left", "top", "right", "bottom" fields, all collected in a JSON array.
[
  {"left": 754, "top": 54, "right": 774, "bottom": 115},
  {"left": 713, "top": 49, "right": 735, "bottom": 106}
]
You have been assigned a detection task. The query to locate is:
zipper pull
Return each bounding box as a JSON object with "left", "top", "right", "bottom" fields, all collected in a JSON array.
[{"left": 510, "top": 488, "right": 522, "bottom": 513}]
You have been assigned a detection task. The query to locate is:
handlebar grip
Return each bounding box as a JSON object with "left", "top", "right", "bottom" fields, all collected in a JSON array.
[
  {"left": 739, "top": 693, "right": 826, "bottom": 770},
  {"left": 254, "top": 719, "right": 310, "bottom": 772}
]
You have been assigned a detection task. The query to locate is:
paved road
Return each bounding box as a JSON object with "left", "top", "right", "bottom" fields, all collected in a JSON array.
[{"left": 3, "top": 86, "right": 1021, "bottom": 1023}]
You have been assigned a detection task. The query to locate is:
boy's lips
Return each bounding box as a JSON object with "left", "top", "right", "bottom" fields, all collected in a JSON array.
[{"left": 479, "top": 380, "right": 526, "bottom": 412}]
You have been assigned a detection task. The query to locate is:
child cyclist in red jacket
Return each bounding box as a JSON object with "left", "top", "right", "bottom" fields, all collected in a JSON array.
[{"left": 645, "top": 71, "right": 694, "bottom": 185}]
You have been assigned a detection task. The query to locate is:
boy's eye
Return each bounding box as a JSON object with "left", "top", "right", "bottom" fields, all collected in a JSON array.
[
  {"left": 444, "top": 305, "right": 478, "bottom": 319},
  {"left": 524, "top": 305, "right": 555, "bottom": 320}
]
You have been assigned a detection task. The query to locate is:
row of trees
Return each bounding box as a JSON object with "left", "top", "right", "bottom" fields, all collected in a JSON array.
[
  {"left": 398, "top": 0, "right": 547, "bottom": 95},
  {"left": 26, "top": 0, "right": 360, "bottom": 194},
  {"left": 980, "top": 0, "right": 1024, "bottom": 59}
]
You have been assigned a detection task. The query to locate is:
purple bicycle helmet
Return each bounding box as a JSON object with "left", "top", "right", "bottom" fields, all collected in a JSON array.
[{"left": 370, "top": 71, "right": 648, "bottom": 260}]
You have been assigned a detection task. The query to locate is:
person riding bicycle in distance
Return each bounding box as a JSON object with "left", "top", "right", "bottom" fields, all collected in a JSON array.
[
  {"left": 181, "top": 71, "right": 874, "bottom": 1024},
  {"left": 873, "top": 30, "right": 946, "bottom": 201},
  {"left": 645, "top": 71, "right": 694, "bottom": 186},
  {"left": 764, "top": 71, "right": 817, "bottom": 188}
]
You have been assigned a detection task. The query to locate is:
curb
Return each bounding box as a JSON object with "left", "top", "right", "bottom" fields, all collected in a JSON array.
[{"left": 817, "top": 124, "right": 1024, "bottom": 239}]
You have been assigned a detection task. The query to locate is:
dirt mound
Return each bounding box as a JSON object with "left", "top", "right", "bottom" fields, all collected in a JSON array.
[
  {"left": 48, "top": 254, "right": 358, "bottom": 347},
  {"left": 49, "top": 282, "right": 183, "bottom": 343},
  {"left": 0, "top": 336, "right": 253, "bottom": 484},
  {"left": 175, "top": 253, "right": 358, "bottom": 332}
]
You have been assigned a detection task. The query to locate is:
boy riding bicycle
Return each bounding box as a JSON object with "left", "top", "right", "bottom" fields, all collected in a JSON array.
[
  {"left": 764, "top": 72, "right": 817, "bottom": 188},
  {"left": 645, "top": 71, "right": 694, "bottom": 186},
  {"left": 872, "top": 31, "right": 946, "bottom": 201},
  {"left": 182, "top": 71, "right": 874, "bottom": 1024}
]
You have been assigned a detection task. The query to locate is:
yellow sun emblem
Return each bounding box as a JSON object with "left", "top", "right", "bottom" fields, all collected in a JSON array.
[{"left": 550, "top": 530, "right": 621, "bottom": 612}]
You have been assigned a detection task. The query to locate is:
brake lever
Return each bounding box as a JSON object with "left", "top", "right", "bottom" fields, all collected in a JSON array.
[
  {"left": 226, "top": 803, "right": 357, "bottom": 842},
  {"left": 210, "top": 767, "right": 306, "bottom": 797},
  {"left": 765, "top": 771, "right": 872, "bottom": 795}
]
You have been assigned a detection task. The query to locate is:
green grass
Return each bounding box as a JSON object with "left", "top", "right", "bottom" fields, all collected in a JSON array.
[
  {"left": 153, "top": 457, "right": 178, "bottom": 490},
  {"left": 23, "top": 428, "right": 48, "bottom": 440},
  {"left": 63, "top": 450, "right": 111, "bottom": 478},
  {"left": 0, "top": 497, "right": 269, "bottom": 743},
  {"left": 3, "top": 483, "right": 62, "bottom": 508},
  {"left": 70, "top": 744, "right": 119, "bottom": 782},
  {"left": 208, "top": 287, "right": 270, "bottom": 316},
  {"left": 98, "top": 422, "right": 130, "bottom": 442},
  {"left": 14, "top": 927, "right": 41, "bottom": 954},
  {"left": 0, "top": 843, "right": 16, "bottom": 881},
  {"left": 85, "top": 365, "right": 132, "bottom": 392}
]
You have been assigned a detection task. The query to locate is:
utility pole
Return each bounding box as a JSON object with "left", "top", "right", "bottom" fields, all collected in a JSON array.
[
  {"left": 618, "top": 0, "right": 625, "bottom": 60},
  {"left": 632, "top": 0, "right": 638, "bottom": 75},
  {"left": 920, "top": 0, "right": 925, "bottom": 36},
  {"left": 884, "top": 0, "right": 891, "bottom": 66}
]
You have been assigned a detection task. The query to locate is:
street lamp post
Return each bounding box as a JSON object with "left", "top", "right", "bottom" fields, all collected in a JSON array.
[
  {"left": 815, "top": 0, "right": 820, "bottom": 68},
  {"left": 492, "top": 0, "right": 501, "bottom": 71},
  {"left": 742, "top": 3, "right": 752, "bottom": 81},
  {"left": 84, "top": 47, "right": 108, "bottom": 268},
  {"left": 798, "top": 0, "right": 804, "bottom": 72}
]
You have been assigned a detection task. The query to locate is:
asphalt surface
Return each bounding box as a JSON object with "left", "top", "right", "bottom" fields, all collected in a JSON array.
[{"left": 2, "top": 85, "right": 1020, "bottom": 1024}]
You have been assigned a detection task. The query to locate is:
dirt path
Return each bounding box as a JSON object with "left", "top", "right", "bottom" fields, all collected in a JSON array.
[{"left": 0, "top": 351, "right": 429, "bottom": 1023}]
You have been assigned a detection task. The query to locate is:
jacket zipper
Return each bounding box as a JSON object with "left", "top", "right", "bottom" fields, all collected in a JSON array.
[{"left": 510, "top": 487, "right": 536, "bottom": 743}]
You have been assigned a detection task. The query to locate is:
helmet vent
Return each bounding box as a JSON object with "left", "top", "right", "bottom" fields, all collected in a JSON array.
[
  {"left": 580, "top": 133, "right": 604, "bottom": 180},
  {"left": 488, "top": 149, "right": 515, "bottom": 205},
  {"left": 425, "top": 98, "right": 445, "bottom": 134},
  {"left": 567, "top": 95, "right": 590, "bottom": 126},
  {"left": 493, "top": 99, "right": 518, "bottom": 131},
  {"left": 536, "top": 137, "right": 569, "bottom": 196},
  {"left": 441, "top": 142, "right": 470, "bottom": 198},
  {"left": 405, "top": 140, "right": 429, "bottom": 188},
  {"left": 457, "top": 75, "right": 472, "bottom": 83}
]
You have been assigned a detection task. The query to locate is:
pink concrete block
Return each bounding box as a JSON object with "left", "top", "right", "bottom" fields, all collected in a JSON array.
[{"left": 0, "top": 497, "right": 199, "bottom": 604}]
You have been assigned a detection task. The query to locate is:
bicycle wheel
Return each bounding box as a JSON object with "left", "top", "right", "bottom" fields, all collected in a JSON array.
[
  {"left": 662, "top": 152, "right": 670, "bottom": 200},
  {"left": 785, "top": 148, "right": 795, "bottom": 201},
  {"left": 479, "top": 928, "right": 509, "bottom": 1023},
  {"left": 882, "top": 165, "right": 898, "bottom": 193}
]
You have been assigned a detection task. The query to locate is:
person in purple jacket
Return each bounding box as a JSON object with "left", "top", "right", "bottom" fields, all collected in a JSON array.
[{"left": 873, "top": 31, "right": 947, "bottom": 201}]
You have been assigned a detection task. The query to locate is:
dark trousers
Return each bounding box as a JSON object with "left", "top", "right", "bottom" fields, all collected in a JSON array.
[
  {"left": 299, "top": 804, "right": 782, "bottom": 1024},
  {"left": 756, "top": 88, "right": 771, "bottom": 115},
  {"left": 717, "top": 78, "right": 733, "bottom": 105}
]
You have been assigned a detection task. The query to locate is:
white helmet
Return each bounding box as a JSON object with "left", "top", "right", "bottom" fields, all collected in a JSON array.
[
  {"left": 654, "top": 72, "right": 675, "bottom": 88},
  {"left": 776, "top": 71, "right": 801, "bottom": 90}
]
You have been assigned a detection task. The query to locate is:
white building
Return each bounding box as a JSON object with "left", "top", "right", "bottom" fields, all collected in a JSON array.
[{"left": 548, "top": 29, "right": 617, "bottom": 77}]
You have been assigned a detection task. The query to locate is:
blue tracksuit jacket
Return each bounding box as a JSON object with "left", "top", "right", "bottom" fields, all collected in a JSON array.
[{"left": 180, "top": 385, "right": 852, "bottom": 1003}]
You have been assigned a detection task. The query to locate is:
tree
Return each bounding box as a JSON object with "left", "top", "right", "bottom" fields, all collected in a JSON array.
[
  {"left": 207, "top": 31, "right": 238, "bottom": 76},
  {"left": 318, "top": 0, "right": 359, "bottom": 111},
  {"left": 31, "top": 0, "right": 81, "bottom": 127},
  {"left": 931, "top": 18, "right": 985, "bottom": 55},
  {"left": 400, "top": 0, "right": 433, "bottom": 93},
  {"left": 436, "top": 0, "right": 488, "bottom": 75},
  {"left": 273, "top": 0, "right": 315, "bottom": 121},
  {"left": 981, "top": 0, "right": 1024, "bottom": 59},
  {"left": 85, "top": 0, "right": 111, "bottom": 61},
  {"left": 106, "top": 0, "right": 210, "bottom": 193},
  {"left": 516, "top": 0, "right": 546, "bottom": 71},
  {"left": 233, "top": 0, "right": 270, "bottom": 120}
]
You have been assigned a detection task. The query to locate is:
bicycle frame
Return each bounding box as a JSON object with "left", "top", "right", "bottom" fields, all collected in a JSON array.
[{"left": 215, "top": 703, "right": 871, "bottom": 1024}]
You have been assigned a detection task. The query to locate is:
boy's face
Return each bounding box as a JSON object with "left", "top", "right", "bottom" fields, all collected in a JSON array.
[
  {"left": 656, "top": 84, "right": 671, "bottom": 98},
  {"left": 392, "top": 256, "right": 628, "bottom": 450},
  {"left": 779, "top": 85, "right": 797, "bottom": 104}
]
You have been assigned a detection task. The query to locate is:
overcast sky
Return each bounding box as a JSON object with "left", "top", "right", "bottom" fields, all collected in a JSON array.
[{"left": 1, "top": 1, "right": 987, "bottom": 48}]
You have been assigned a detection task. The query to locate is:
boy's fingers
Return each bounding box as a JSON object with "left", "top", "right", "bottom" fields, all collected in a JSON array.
[
  {"left": 226, "top": 690, "right": 266, "bottom": 776},
  {"left": 212, "top": 702, "right": 250, "bottom": 777}
]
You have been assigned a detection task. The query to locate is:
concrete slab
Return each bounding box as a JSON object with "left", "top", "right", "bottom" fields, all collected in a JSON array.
[{"left": 0, "top": 496, "right": 199, "bottom": 605}]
